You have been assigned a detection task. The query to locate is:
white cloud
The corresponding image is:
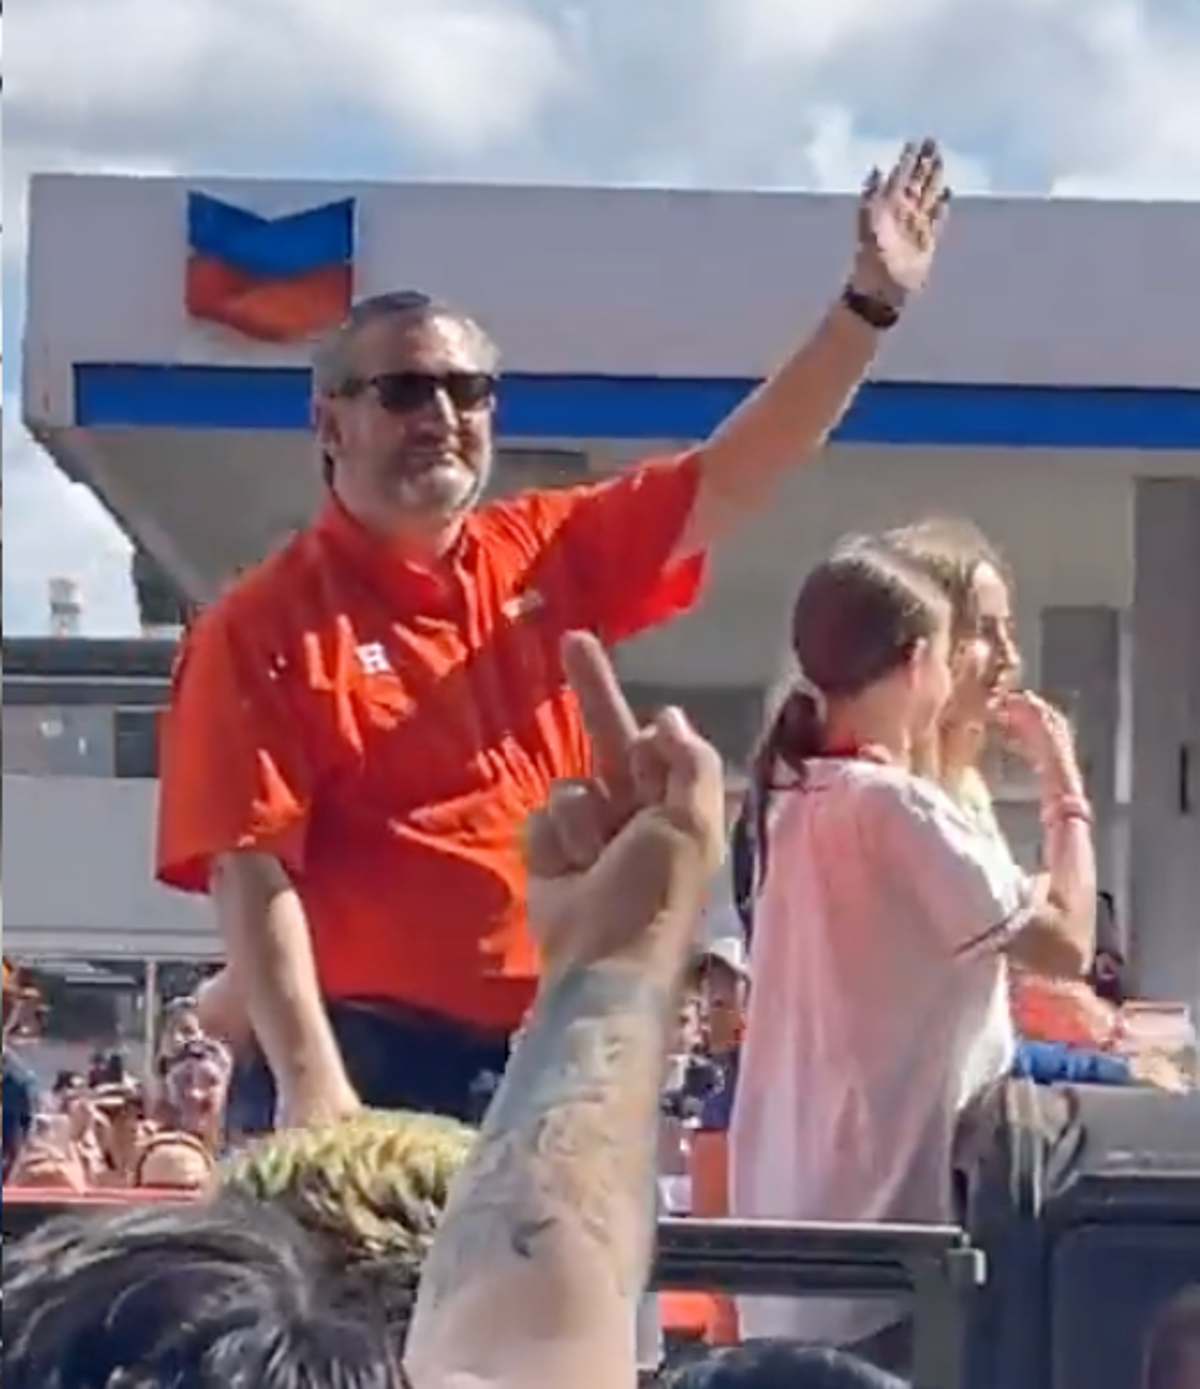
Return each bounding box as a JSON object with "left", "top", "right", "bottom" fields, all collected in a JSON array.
[
  {"left": 7, "top": 0, "right": 1200, "bottom": 208},
  {"left": 3, "top": 0, "right": 572, "bottom": 268},
  {"left": 1048, "top": 11, "right": 1200, "bottom": 198},
  {"left": 3, "top": 0, "right": 1198, "bottom": 631},
  {"left": 6, "top": 0, "right": 570, "bottom": 159}
]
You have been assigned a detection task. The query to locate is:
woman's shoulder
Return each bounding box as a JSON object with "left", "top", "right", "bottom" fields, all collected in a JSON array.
[
  {"left": 764, "top": 760, "right": 981, "bottom": 838},
  {"left": 830, "top": 761, "right": 994, "bottom": 842},
  {"left": 808, "top": 757, "right": 951, "bottom": 804}
]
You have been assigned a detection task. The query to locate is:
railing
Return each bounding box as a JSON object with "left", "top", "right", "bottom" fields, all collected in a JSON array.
[
  {"left": 654, "top": 1217, "right": 983, "bottom": 1389},
  {"left": 3, "top": 1193, "right": 984, "bottom": 1389}
]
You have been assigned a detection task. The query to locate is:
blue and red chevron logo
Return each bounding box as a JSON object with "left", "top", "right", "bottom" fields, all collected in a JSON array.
[{"left": 185, "top": 193, "right": 356, "bottom": 343}]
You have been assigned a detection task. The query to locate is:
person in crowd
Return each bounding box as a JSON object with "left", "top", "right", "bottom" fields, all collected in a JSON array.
[
  {"left": 7, "top": 1079, "right": 151, "bottom": 1191},
  {"left": 156, "top": 993, "right": 205, "bottom": 1068},
  {"left": 91, "top": 1079, "right": 153, "bottom": 1184},
  {"left": 663, "top": 1340, "right": 909, "bottom": 1388},
  {"left": 1089, "top": 892, "right": 1129, "bottom": 1004},
  {"left": 1090, "top": 944, "right": 1129, "bottom": 1006},
  {"left": 51, "top": 1068, "right": 86, "bottom": 1105},
  {"left": 158, "top": 1035, "right": 232, "bottom": 1153},
  {"left": 222, "top": 1108, "right": 475, "bottom": 1344},
  {"left": 6, "top": 1107, "right": 473, "bottom": 1354},
  {"left": 692, "top": 912, "right": 749, "bottom": 1135},
  {"left": 729, "top": 538, "right": 1093, "bottom": 1376},
  {"left": 59, "top": 1080, "right": 110, "bottom": 1179},
  {"left": 885, "top": 516, "right": 1188, "bottom": 1093},
  {"left": 156, "top": 142, "right": 951, "bottom": 1134},
  {"left": 2, "top": 1197, "right": 407, "bottom": 1388},
  {"left": 89, "top": 1049, "right": 136, "bottom": 1090},
  {"left": 133, "top": 1130, "right": 216, "bottom": 1190},
  {"left": 2, "top": 1055, "right": 36, "bottom": 1178},
  {"left": 661, "top": 990, "right": 720, "bottom": 1125},
  {"left": 404, "top": 631, "right": 726, "bottom": 1389},
  {"left": 6, "top": 1111, "right": 94, "bottom": 1192},
  {"left": 2, "top": 960, "right": 40, "bottom": 1179},
  {"left": 1143, "top": 1286, "right": 1200, "bottom": 1389},
  {"left": 696, "top": 913, "right": 749, "bottom": 1051}
]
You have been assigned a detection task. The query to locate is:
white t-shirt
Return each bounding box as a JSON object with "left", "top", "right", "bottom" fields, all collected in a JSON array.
[{"left": 730, "top": 759, "right": 1034, "bottom": 1349}]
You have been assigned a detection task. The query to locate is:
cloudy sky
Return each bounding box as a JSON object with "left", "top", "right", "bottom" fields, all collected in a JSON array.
[{"left": 4, "top": 0, "right": 1199, "bottom": 633}]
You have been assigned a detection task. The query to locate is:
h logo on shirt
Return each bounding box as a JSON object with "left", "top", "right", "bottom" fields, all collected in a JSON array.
[
  {"left": 501, "top": 589, "right": 546, "bottom": 621},
  {"left": 356, "top": 642, "right": 392, "bottom": 675}
]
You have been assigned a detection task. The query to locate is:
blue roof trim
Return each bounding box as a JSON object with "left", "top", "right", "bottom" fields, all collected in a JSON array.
[{"left": 72, "top": 364, "right": 1200, "bottom": 450}]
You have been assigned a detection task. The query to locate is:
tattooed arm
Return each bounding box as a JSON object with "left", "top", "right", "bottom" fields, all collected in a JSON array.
[
  {"left": 404, "top": 816, "right": 709, "bottom": 1389},
  {"left": 403, "top": 636, "right": 725, "bottom": 1389}
]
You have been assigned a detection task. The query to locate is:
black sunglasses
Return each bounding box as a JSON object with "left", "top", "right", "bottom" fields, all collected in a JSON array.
[{"left": 342, "top": 371, "right": 497, "bottom": 414}]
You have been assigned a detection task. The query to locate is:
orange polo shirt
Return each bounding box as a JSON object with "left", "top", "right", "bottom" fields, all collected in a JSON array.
[{"left": 156, "top": 454, "right": 706, "bottom": 1033}]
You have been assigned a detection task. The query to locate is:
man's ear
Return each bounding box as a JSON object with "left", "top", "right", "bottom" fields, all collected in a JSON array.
[
  {"left": 312, "top": 395, "right": 339, "bottom": 455},
  {"left": 904, "top": 634, "right": 931, "bottom": 681}
]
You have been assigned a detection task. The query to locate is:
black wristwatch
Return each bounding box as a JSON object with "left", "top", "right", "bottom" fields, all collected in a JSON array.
[{"left": 841, "top": 284, "right": 902, "bottom": 330}]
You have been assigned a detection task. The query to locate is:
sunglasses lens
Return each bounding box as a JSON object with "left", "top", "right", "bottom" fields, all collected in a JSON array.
[
  {"left": 373, "top": 373, "right": 495, "bottom": 413},
  {"left": 448, "top": 373, "right": 496, "bottom": 409},
  {"left": 374, "top": 374, "right": 433, "bottom": 412}
]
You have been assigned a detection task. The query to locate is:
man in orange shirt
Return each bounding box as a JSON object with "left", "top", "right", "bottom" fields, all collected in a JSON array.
[{"left": 158, "top": 141, "right": 951, "bottom": 1133}]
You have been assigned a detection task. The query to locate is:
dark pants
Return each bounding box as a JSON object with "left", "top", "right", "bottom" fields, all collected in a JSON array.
[{"left": 226, "top": 999, "right": 510, "bottom": 1137}]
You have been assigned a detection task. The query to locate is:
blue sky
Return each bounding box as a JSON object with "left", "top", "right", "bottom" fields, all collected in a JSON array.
[{"left": 4, "top": 0, "right": 1200, "bottom": 634}]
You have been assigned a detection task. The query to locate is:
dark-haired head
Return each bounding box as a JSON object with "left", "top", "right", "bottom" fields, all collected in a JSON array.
[
  {"left": 664, "top": 1340, "right": 910, "bottom": 1388},
  {"left": 751, "top": 538, "right": 951, "bottom": 884},
  {"left": 1, "top": 1194, "right": 404, "bottom": 1388},
  {"left": 312, "top": 291, "right": 499, "bottom": 546}
]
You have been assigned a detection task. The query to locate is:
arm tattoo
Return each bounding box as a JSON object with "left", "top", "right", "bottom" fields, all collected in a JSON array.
[{"left": 418, "top": 960, "right": 676, "bottom": 1309}]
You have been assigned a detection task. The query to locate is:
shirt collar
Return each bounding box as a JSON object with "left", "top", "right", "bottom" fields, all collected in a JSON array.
[{"left": 313, "top": 495, "right": 475, "bottom": 613}]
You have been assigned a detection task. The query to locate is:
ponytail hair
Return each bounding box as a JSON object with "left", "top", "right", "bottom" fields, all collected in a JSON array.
[
  {"left": 744, "top": 535, "right": 952, "bottom": 895},
  {"left": 750, "top": 683, "right": 826, "bottom": 889}
]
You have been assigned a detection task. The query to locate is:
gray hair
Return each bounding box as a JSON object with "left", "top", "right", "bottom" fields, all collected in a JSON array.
[{"left": 311, "top": 290, "right": 500, "bottom": 396}]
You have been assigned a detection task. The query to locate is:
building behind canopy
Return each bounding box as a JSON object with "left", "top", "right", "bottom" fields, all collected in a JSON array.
[{"left": 13, "top": 174, "right": 1200, "bottom": 1004}]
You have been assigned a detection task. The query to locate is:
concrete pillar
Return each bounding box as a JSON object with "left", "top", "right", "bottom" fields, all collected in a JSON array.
[{"left": 1128, "top": 479, "right": 1200, "bottom": 1007}]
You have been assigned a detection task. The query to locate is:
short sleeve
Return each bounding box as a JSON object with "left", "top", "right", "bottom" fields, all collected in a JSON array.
[
  {"left": 865, "top": 775, "right": 1036, "bottom": 960},
  {"left": 156, "top": 606, "right": 317, "bottom": 893},
  {"left": 523, "top": 453, "right": 707, "bottom": 643}
]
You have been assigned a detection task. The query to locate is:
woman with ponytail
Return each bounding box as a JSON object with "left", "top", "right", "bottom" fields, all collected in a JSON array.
[{"left": 729, "top": 535, "right": 1093, "bottom": 1374}]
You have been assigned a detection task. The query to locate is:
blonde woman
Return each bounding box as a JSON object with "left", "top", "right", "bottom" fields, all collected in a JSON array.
[
  {"left": 885, "top": 517, "right": 1095, "bottom": 948},
  {"left": 887, "top": 517, "right": 1187, "bottom": 1091}
]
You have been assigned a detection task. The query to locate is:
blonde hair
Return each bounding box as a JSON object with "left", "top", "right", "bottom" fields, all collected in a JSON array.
[
  {"left": 884, "top": 516, "right": 1008, "bottom": 642},
  {"left": 884, "top": 516, "right": 1013, "bottom": 796},
  {"left": 134, "top": 1130, "right": 215, "bottom": 1188},
  {"left": 221, "top": 1108, "right": 475, "bottom": 1342}
]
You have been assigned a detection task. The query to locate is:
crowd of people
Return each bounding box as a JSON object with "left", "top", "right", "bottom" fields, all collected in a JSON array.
[
  {"left": 3, "top": 137, "right": 1198, "bottom": 1388},
  {"left": 3, "top": 984, "right": 230, "bottom": 1191}
]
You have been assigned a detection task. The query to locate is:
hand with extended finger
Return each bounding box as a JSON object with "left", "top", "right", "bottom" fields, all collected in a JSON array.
[{"left": 524, "top": 632, "right": 726, "bottom": 978}]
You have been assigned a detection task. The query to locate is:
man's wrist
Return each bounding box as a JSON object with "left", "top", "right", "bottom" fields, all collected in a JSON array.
[
  {"left": 845, "top": 260, "right": 908, "bottom": 310},
  {"left": 840, "top": 283, "right": 903, "bottom": 331},
  {"left": 277, "top": 1045, "right": 355, "bottom": 1103}
]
